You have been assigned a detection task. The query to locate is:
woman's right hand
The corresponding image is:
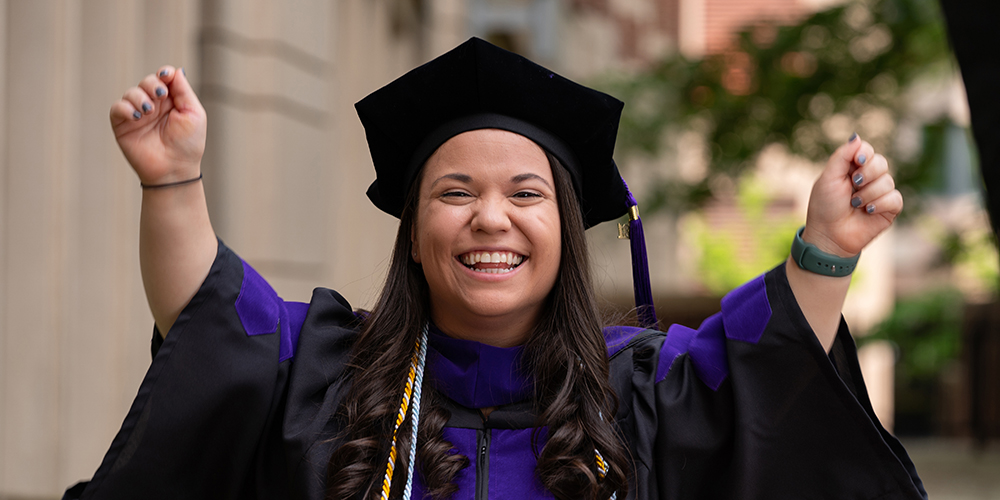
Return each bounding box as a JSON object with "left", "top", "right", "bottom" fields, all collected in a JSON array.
[
  {"left": 109, "top": 66, "right": 206, "bottom": 185},
  {"left": 111, "top": 66, "right": 216, "bottom": 337}
]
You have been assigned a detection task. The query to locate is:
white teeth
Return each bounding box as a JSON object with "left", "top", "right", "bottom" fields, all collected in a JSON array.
[{"left": 459, "top": 251, "right": 525, "bottom": 270}]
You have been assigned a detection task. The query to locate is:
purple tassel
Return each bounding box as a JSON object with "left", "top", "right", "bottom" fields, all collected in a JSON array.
[{"left": 622, "top": 180, "right": 658, "bottom": 329}]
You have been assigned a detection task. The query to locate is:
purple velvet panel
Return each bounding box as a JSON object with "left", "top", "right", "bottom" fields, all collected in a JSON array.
[
  {"left": 278, "top": 302, "right": 310, "bottom": 363},
  {"left": 426, "top": 328, "right": 532, "bottom": 408},
  {"left": 411, "top": 468, "right": 428, "bottom": 500},
  {"left": 687, "top": 314, "right": 728, "bottom": 391},
  {"left": 721, "top": 273, "right": 772, "bottom": 344},
  {"left": 655, "top": 316, "right": 730, "bottom": 390},
  {"left": 235, "top": 260, "right": 308, "bottom": 363},
  {"left": 235, "top": 260, "right": 279, "bottom": 336},
  {"left": 489, "top": 428, "right": 553, "bottom": 500},
  {"left": 603, "top": 325, "right": 645, "bottom": 358},
  {"left": 440, "top": 427, "right": 478, "bottom": 499},
  {"left": 655, "top": 324, "right": 696, "bottom": 384}
]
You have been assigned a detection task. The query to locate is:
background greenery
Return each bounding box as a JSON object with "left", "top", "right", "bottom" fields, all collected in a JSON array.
[{"left": 602, "top": 0, "right": 952, "bottom": 216}]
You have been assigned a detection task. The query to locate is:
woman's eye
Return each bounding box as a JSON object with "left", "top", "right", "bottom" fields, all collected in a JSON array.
[
  {"left": 513, "top": 191, "right": 542, "bottom": 199},
  {"left": 441, "top": 191, "right": 471, "bottom": 198}
]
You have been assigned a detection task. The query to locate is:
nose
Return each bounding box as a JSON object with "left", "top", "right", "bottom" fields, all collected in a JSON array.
[{"left": 470, "top": 196, "right": 512, "bottom": 234}]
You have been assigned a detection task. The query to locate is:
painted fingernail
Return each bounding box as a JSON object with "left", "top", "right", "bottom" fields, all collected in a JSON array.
[
  {"left": 849, "top": 132, "right": 858, "bottom": 143},
  {"left": 141, "top": 102, "right": 151, "bottom": 113},
  {"left": 853, "top": 173, "right": 864, "bottom": 186},
  {"left": 181, "top": 67, "right": 186, "bottom": 76},
  {"left": 155, "top": 87, "right": 165, "bottom": 97},
  {"left": 857, "top": 154, "right": 867, "bottom": 165},
  {"left": 852, "top": 196, "right": 863, "bottom": 208},
  {"left": 867, "top": 204, "right": 876, "bottom": 214},
  {"left": 159, "top": 69, "right": 168, "bottom": 77},
  {"left": 132, "top": 110, "right": 142, "bottom": 120}
]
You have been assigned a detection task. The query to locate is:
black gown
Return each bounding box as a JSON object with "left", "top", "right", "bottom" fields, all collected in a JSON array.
[{"left": 64, "top": 241, "right": 926, "bottom": 499}]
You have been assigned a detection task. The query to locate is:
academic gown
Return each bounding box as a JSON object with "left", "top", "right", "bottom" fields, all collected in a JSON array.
[{"left": 64, "top": 241, "right": 927, "bottom": 500}]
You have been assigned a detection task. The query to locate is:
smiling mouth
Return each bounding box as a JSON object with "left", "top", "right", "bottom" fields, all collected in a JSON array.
[{"left": 458, "top": 251, "right": 526, "bottom": 274}]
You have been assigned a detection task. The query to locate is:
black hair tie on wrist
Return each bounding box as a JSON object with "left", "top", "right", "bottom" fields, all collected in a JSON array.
[{"left": 140, "top": 173, "right": 203, "bottom": 189}]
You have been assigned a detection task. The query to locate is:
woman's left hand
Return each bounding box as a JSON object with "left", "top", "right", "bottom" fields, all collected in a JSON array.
[{"left": 802, "top": 135, "right": 903, "bottom": 258}]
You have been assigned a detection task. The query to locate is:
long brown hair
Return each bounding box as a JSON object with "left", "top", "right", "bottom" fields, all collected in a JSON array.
[{"left": 326, "top": 151, "right": 629, "bottom": 500}]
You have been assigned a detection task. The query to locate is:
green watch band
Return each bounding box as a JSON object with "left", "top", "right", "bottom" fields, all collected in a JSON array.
[{"left": 790, "top": 226, "right": 860, "bottom": 277}]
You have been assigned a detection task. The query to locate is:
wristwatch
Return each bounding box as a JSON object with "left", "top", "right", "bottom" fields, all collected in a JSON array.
[{"left": 790, "top": 226, "right": 860, "bottom": 277}]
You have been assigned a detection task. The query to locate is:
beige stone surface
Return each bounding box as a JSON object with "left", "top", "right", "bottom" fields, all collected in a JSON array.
[
  {"left": 0, "top": 0, "right": 420, "bottom": 496},
  {"left": 0, "top": 1, "right": 203, "bottom": 495}
]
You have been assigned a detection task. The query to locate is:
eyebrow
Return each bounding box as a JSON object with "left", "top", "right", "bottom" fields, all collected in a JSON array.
[
  {"left": 429, "top": 173, "right": 473, "bottom": 188},
  {"left": 511, "top": 173, "right": 553, "bottom": 190},
  {"left": 429, "top": 172, "right": 553, "bottom": 190}
]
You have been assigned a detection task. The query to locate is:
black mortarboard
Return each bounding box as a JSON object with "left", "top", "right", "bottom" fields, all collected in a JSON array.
[
  {"left": 356, "top": 37, "right": 657, "bottom": 327},
  {"left": 356, "top": 37, "right": 630, "bottom": 228}
]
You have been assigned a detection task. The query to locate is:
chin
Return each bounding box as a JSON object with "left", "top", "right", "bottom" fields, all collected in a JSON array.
[{"left": 461, "top": 300, "right": 529, "bottom": 320}]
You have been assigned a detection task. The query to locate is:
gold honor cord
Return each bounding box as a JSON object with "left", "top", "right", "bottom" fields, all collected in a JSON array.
[
  {"left": 380, "top": 326, "right": 428, "bottom": 500},
  {"left": 595, "top": 448, "right": 617, "bottom": 500}
]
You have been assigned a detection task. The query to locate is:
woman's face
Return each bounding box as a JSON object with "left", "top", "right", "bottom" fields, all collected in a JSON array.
[{"left": 412, "top": 129, "right": 561, "bottom": 345}]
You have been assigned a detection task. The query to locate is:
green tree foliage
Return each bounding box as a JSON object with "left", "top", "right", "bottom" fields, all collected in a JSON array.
[
  {"left": 604, "top": 0, "right": 951, "bottom": 215},
  {"left": 861, "top": 288, "right": 963, "bottom": 381},
  {"left": 686, "top": 176, "right": 802, "bottom": 294}
]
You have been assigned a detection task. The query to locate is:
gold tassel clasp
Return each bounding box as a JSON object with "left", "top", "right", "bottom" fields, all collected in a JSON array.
[{"left": 618, "top": 204, "right": 640, "bottom": 240}]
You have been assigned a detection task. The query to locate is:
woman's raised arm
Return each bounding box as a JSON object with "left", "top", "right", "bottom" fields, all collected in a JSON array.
[
  {"left": 788, "top": 135, "right": 903, "bottom": 352},
  {"left": 110, "top": 66, "right": 216, "bottom": 336}
]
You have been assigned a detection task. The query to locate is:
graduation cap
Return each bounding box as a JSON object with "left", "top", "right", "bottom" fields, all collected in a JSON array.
[{"left": 355, "top": 37, "right": 657, "bottom": 328}]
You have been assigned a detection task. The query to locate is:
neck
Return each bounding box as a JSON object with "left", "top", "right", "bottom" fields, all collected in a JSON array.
[{"left": 429, "top": 306, "right": 539, "bottom": 348}]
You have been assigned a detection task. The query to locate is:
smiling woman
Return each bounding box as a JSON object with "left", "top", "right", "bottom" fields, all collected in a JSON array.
[
  {"left": 414, "top": 130, "right": 561, "bottom": 348},
  {"left": 67, "top": 37, "right": 921, "bottom": 500}
]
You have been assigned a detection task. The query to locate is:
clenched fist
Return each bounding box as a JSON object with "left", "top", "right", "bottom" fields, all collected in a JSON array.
[{"left": 109, "top": 66, "right": 206, "bottom": 186}]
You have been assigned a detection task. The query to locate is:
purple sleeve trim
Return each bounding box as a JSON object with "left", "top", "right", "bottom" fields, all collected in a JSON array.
[
  {"left": 603, "top": 325, "right": 646, "bottom": 357},
  {"left": 235, "top": 261, "right": 279, "bottom": 336},
  {"left": 234, "top": 260, "right": 308, "bottom": 363},
  {"left": 652, "top": 274, "right": 771, "bottom": 390},
  {"left": 687, "top": 314, "right": 728, "bottom": 390},
  {"left": 721, "top": 273, "right": 772, "bottom": 344},
  {"left": 655, "top": 315, "right": 729, "bottom": 390},
  {"left": 655, "top": 324, "right": 696, "bottom": 383},
  {"left": 656, "top": 325, "right": 698, "bottom": 383},
  {"left": 279, "top": 302, "right": 310, "bottom": 363}
]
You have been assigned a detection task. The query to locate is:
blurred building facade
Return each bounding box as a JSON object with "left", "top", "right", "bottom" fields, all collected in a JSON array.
[{"left": 0, "top": 0, "right": 899, "bottom": 497}]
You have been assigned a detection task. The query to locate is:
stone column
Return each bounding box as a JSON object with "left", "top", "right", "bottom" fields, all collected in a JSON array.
[{"left": 0, "top": 1, "right": 199, "bottom": 497}]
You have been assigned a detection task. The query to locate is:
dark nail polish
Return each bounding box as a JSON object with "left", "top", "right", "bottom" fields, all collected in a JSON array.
[
  {"left": 159, "top": 69, "right": 168, "bottom": 77},
  {"left": 858, "top": 154, "right": 867, "bottom": 165},
  {"left": 853, "top": 173, "right": 864, "bottom": 186},
  {"left": 852, "top": 196, "right": 863, "bottom": 208},
  {"left": 155, "top": 87, "right": 165, "bottom": 97},
  {"left": 181, "top": 67, "right": 186, "bottom": 76},
  {"left": 141, "top": 102, "right": 151, "bottom": 113},
  {"left": 867, "top": 204, "right": 876, "bottom": 214},
  {"left": 849, "top": 132, "right": 858, "bottom": 143},
  {"left": 132, "top": 110, "right": 142, "bottom": 120}
]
